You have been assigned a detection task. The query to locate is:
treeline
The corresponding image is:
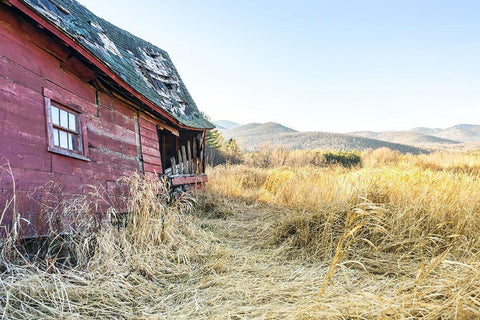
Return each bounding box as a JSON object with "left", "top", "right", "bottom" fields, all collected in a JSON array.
[{"left": 206, "top": 129, "right": 362, "bottom": 168}]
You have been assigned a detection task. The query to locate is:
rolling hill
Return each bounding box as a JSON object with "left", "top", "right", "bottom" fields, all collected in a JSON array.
[
  {"left": 222, "top": 122, "right": 426, "bottom": 154},
  {"left": 409, "top": 124, "right": 480, "bottom": 142},
  {"left": 350, "top": 131, "right": 461, "bottom": 146}
]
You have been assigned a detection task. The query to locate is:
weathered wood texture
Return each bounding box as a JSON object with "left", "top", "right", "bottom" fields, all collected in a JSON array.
[
  {"left": 170, "top": 174, "right": 208, "bottom": 187},
  {"left": 166, "top": 136, "right": 204, "bottom": 176},
  {"left": 139, "top": 115, "right": 162, "bottom": 177},
  {"left": 0, "top": 4, "right": 208, "bottom": 238},
  {"left": 0, "top": 7, "right": 140, "bottom": 237}
]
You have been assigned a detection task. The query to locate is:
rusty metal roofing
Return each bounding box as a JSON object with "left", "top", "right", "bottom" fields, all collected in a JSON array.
[{"left": 19, "top": 0, "right": 213, "bottom": 129}]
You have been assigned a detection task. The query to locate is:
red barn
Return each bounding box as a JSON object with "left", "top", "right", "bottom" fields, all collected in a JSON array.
[{"left": 0, "top": 0, "right": 214, "bottom": 237}]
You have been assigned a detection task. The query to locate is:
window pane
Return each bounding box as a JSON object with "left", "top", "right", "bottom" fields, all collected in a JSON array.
[
  {"left": 53, "top": 128, "right": 59, "bottom": 146},
  {"left": 52, "top": 106, "right": 60, "bottom": 125},
  {"left": 60, "top": 109, "right": 68, "bottom": 128},
  {"left": 68, "top": 113, "right": 77, "bottom": 132},
  {"left": 59, "top": 130, "right": 68, "bottom": 149},
  {"left": 68, "top": 133, "right": 77, "bottom": 151}
]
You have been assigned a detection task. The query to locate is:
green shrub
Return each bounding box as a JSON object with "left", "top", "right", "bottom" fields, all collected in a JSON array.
[{"left": 323, "top": 151, "right": 362, "bottom": 168}]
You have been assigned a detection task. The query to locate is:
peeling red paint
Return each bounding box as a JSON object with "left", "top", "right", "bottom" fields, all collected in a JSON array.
[{"left": 0, "top": 3, "right": 208, "bottom": 238}]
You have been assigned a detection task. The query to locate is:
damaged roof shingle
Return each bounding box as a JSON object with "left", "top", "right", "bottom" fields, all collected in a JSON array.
[{"left": 20, "top": 0, "right": 213, "bottom": 129}]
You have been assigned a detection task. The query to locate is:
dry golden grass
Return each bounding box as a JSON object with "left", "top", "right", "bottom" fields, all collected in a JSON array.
[
  {"left": 1, "top": 149, "right": 480, "bottom": 319},
  {"left": 206, "top": 149, "right": 480, "bottom": 318}
]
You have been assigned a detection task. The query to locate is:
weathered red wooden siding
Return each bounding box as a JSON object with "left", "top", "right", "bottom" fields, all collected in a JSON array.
[
  {"left": 0, "top": 6, "right": 142, "bottom": 237},
  {"left": 139, "top": 115, "right": 162, "bottom": 177}
]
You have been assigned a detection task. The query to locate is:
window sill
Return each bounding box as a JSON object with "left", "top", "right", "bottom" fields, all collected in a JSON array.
[{"left": 48, "top": 146, "right": 91, "bottom": 162}]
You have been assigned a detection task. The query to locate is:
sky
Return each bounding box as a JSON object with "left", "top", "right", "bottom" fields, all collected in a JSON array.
[{"left": 77, "top": 0, "right": 480, "bottom": 133}]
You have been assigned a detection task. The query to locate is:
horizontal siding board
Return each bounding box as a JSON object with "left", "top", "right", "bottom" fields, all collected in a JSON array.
[
  {"left": 0, "top": 120, "right": 46, "bottom": 145},
  {"left": 142, "top": 154, "right": 161, "bottom": 166},
  {"left": 139, "top": 116, "right": 157, "bottom": 131},
  {"left": 171, "top": 174, "right": 208, "bottom": 186},
  {"left": 0, "top": 10, "right": 94, "bottom": 102},
  {"left": 86, "top": 116, "right": 137, "bottom": 145},
  {"left": 0, "top": 138, "right": 51, "bottom": 171},
  {"left": 0, "top": 76, "right": 43, "bottom": 113},
  {"left": 92, "top": 165, "right": 137, "bottom": 181},
  {"left": 141, "top": 145, "right": 160, "bottom": 158},
  {"left": 43, "top": 84, "right": 96, "bottom": 114},
  {"left": 139, "top": 126, "right": 158, "bottom": 141},
  {"left": 0, "top": 55, "right": 45, "bottom": 92},
  {"left": 98, "top": 92, "right": 135, "bottom": 118},
  {"left": 140, "top": 136, "right": 159, "bottom": 149},
  {"left": 143, "top": 163, "right": 161, "bottom": 174},
  {"left": 87, "top": 131, "right": 137, "bottom": 156},
  {"left": 0, "top": 32, "right": 60, "bottom": 81},
  {"left": 51, "top": 154, "right": 95, "bottom": 179},
  {"left": 97, "top": 105, "right": 135, "bottom": 132},
  {"left": 89, "top": 147, "right": 139, "bottom": 169}
]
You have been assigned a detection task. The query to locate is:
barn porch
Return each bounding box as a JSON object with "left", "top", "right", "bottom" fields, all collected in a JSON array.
[{"left": 157, "top": 126, "right": 208, "bottom": 188}]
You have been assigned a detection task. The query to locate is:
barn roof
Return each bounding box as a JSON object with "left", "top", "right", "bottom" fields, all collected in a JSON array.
[{"left": 17, "top": 0, "right": 213, "bottom": 130}]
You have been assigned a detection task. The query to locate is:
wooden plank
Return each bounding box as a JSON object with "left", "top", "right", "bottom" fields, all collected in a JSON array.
[
  {"left": 98, "top": 91, "right": 136, "bottom": 118},
  {"left": 171, "top": 157, "right": 177, "bottom": 175},
  {"left": 139, "top": 116, "right": 157, "bottom": 132},
  {"left": 139, "top": 136, "right": 159, "bottom": 149},
  {"left": 88, "top": 148, "right": 139, "bottom": 169},
  {"left": 0, "top": 30, "right": 60, "bottom": 85},
  {"left": 86, "top": 116, "right": 136, "bottom": 145},
  {"left": 141, "top": 145, "right": 160, "bottom": 157},
  {"left": 199, "top": 136, "right": 204, "bottom": 173},
  {"left": 60, "top": 55, "right": 96, "bottom": 82},
  {"left": 171, "top": 174, "right": 208, "bottom": 186},
  {"left": 87, "top": 131, "right": 136, "bottom": 156},
  {"left": 193, "top": 139, "right": 197, "bottom": 159},
  {"left": 51, "top": 153, "right": 94, "bottom": 178},
  {"left": 157, "top": 122, "right": 179, "bottom": 137},
  {"left": 43, "top": 86, "right": 96, "bottom": 115},
  {"left": 192, "top": 139, "right": 198, "bottom": 174},
  {"left": 142, "top": 154, "right": 161, "bottom": 166},
  {"left": 0, "top": 77, "right": 43, "bottom": 115},
  {"left": 177, "top": 149, "right": 183, "bottom": 174},
  {"left": 0, "top": 55, "right": 45, "bottom": 93},
  {"left": 143, "top": 163, "right": 161, "bottom": 175},
  {"left": 187, "top": 140, "right": 192, "bottom": 174},
  {"left": 0, "top": 138, "right": 51, "bottom": 171},
  {"left": 97, "top": 105, "right": 135, "bottom": 132},
  {"left": 182, "top": 145, "right": 188, "bottom": 174},
  {"left": 139, "top": 126, "right": 158, "bottom": 141}
]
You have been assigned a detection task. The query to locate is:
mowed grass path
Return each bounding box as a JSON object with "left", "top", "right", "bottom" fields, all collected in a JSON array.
[
  {"left": 198, "top": 203, "right": 325, "bottom": 318},
  {"left": 195, "top": 201, "right": 409, "bottom": 319}
]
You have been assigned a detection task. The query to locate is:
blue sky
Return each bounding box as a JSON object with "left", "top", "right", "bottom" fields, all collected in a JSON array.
[{"left": 78, "top": 0, "right": 480, "bottom": 132}]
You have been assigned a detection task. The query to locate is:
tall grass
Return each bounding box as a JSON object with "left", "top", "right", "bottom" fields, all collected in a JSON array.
[
  {"left": 0, "top": 174, "right": 213, "bottom": 319},
  {"left": 208, "top": 150, "right": 480, "bottom": 259},
  {"left": 206, "top": 149, "right": 480, "bottom": 317},
  {"left": 2, "top": 148, "right": 480, "bottom": 318}
]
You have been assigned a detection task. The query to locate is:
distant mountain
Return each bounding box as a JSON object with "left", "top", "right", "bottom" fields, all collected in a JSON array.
[
  {"left": 409, "top": 127, "right": 443, "bottom": 135},
  {"left": 223, "top": 122, "right": 425, "bottom": 154},
  {"left": 213, "top": 120, "right": 240, "bottom": 130},
  {"left": 350, "top": 131, "right": 461, "bottom": 146},
  {"left": 223, "top": 122, "right": 296, "bottom": 138},
  {"left": 409, "top": 124, "right": 480, "bottom": 143}
]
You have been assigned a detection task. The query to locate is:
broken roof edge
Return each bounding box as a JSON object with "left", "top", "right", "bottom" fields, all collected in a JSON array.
[{"left": 7, "top": 0, "right": 214, "bottom": 131}]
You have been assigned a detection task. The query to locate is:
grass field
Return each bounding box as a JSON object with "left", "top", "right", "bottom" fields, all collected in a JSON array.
[{"left": 1, "top": 149, "right": 480, "bottom": 318}]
